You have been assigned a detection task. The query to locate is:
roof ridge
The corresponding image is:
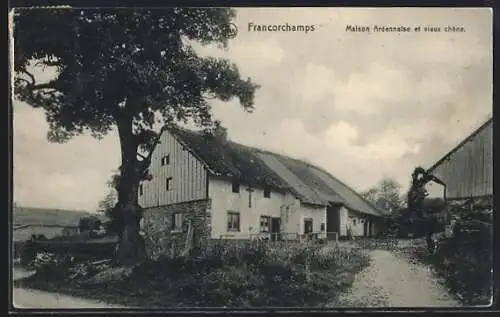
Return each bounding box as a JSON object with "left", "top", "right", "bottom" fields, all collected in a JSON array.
[
  {"left": 427, "top": 116, "right": 493, "bottom": 173},
  {"left": 234, "top": 141, "right": 385, "bottom": 215}
]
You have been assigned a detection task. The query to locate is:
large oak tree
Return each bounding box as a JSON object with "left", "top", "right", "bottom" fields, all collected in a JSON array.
[{"left": 13, "top": 8, "right": 259, "bottom": 264}]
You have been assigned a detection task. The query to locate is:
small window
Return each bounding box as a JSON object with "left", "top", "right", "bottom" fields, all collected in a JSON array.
[
  {"left": 304, "top": 218, "right": 313, "bottom": 234},
  {"left": 263, "top": 186, "right": 271, "bottom": 198},
  {"left": 353, "top": 219, "right": 357, "bottom": 225},
  {"left": 166, "top": 177, "right": 173, "bottom": 191},
  {"left": 260, "top": 216, "right": 271, "bottom": 232},
  {"left": 139, "top": 184, "right": 143, "bottom": 196},
  {"left": 320, "top": 223, "right": 325, "bottom": 232},
  {"left": 232, "top": 180, "right": 240, "bottom": 193},
  {"left": 227, "top": 211, "right": 240, "bottom": 232},
  {"left": 171, "top": 212, "right": 183, "bottom": 231},
  {"left": 161, "top": 155, "right": 170, "bottom": 166}
]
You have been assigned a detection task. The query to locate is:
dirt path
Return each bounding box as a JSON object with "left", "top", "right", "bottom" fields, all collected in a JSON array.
[
  {"left": 12, "top": 268, "right": 128, "bottom": 309},
  {"left": 330, "top": 249, "right": 462, "bottom": 308}
]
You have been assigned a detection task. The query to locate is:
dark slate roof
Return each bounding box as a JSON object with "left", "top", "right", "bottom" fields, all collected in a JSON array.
[
  {"left": 168, "top": 125, "right": 291, "bottom": 190},
  {"left": 167, "top": 126, "right": 385, "bottom": 217}
]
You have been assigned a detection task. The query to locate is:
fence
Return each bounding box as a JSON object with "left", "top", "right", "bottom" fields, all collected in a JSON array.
[
  {"left": 13, "top": 224, "right": 80, "bottom": 259},
  {"left": 218, "top": 231, "right": 339, "bottom": 244}
]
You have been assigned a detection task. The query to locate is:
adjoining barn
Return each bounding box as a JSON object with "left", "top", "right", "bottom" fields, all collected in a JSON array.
[
  {"left": 426, "top": 117, "right": 493, "bottom": 208},
  {"left": 139, "top": 125, "right": 386, "bottom": 257}
]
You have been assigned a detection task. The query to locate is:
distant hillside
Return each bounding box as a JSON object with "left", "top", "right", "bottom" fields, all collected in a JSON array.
[{"left": 13, "top": 206, "right": 108, "bottom": 227}]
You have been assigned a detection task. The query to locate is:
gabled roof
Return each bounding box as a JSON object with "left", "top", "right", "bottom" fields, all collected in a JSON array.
[
  {"left": 166, "top": 126, "right": 385, "bottom": 217},
  {"left": 427, "top": 117, "right": 493, "bottom": 173}
]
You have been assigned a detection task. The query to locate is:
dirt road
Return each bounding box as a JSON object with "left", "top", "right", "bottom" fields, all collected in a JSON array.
[
  {"left": 329, "top": 248, "right": 461, "bottom": 308},
  {"left": 12, "top": 268, "right": 128, "bottom": 309}
]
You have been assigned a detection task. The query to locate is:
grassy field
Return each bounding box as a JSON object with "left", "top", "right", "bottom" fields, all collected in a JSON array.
[
  {"left": 15, "top": 241, "right": 369, "bottom": 308},
  {"left": 13, "top": 206, "right": 108, "bottom": 228},
  {"left": 12, "top": 206, "right": 109, "bottom": 259}
]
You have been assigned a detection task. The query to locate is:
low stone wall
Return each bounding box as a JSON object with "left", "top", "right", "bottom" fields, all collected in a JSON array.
[{"left": 142, "top": 199, "right": 212, "bottom": 259}]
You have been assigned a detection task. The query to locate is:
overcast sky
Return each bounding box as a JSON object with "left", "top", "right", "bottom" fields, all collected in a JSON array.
[{"left": 13, "top": 8, "right": 492, "bottom": 212}]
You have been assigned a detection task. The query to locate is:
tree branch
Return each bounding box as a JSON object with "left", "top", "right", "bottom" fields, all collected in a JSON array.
[
  {"left": 17, "top": 67, "right": 58, "bottom": 91},
  {"left": 135, "top": 130, "right": 162, "bottom": 178},
  {"left": 32, "top": 82, "right": 58, "bottom": 91},
  {"left": 21, "top": 68, "right": 36, "bottom": 85}
]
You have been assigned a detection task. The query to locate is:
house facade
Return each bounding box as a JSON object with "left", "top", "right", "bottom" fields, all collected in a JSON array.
[
  {"left": 427, "top": 117, "right": 492, "bottom": 205},
  {"left": 139, "top": 125, "right": 385, "bottom": 257}
]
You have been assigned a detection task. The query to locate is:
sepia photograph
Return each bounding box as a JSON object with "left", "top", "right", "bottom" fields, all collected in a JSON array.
[{"left": 10, "top": 7, "right": 493, "bottom": 310}]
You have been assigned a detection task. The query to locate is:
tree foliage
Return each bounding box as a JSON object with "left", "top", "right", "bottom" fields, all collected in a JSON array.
[
  {"left": 97, "top": 170, "right": 119, "bottom": 217},
  {"left": 13, "top": 8, "right": 259, "bottom": 263},
  {"left": 361, "top": 178, "right": 404, "bottom": 213},
  {"left": 78, "top": 215, "right": 102, "bottom": 232},
  {"left": 14, "top": 9, "right": 257, "bottom": 142}
]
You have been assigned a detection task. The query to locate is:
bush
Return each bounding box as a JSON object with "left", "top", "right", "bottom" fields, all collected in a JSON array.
[
  {"left": 78, "top": 216, "right": 102, "bottom": 232},
  {"left": 413, "top": 214, "right": 492, "bottom": 305},
  {"left": 133, "top": 241, "right": 369, "bottom": 307},
  {"left": 30, "top": 252, "right": 73, "bottom": 280},
  {"left": 26, "top": 241, "right": 369, "bottom": 308}
]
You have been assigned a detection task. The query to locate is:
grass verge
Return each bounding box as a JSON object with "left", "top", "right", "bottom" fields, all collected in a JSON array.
[{"left": 409, "top": 235, "right": 492, "bottom": 306}]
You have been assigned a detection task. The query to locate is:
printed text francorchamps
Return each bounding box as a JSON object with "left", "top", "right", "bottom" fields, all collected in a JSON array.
[{"left": 248, "top": 22, "right": 316, "bottom": 34}]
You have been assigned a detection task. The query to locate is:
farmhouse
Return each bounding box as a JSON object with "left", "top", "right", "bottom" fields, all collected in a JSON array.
[
  {"left": 426, "top": 117, "right": 492, "bottom": 206},
  {"left": 140, "top": 125, "right": 385, "bottom": 254}
]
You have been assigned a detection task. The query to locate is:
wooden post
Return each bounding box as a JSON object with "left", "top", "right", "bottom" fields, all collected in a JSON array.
[{"left": 246, "top": 187, "right": 254, "bottom": 208}]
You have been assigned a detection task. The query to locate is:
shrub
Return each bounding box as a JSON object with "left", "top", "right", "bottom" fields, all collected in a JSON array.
[
  {"left": 23, "top": 241, "right": 370, "bottom": 308},
  {"left": 413, "top": 212, "right": 492, "bottom": 305},
  {"left": 78, "top": 216, "right": 102, "bottom": 232},
  {"left": 134, "top": 241, "right": 369, "bottom": 307},
  {"left": 31, "top": 252, "right": 74, "bottom": 280}
]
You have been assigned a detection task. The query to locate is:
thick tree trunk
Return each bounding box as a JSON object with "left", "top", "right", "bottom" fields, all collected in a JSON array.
[
  {"left": 113, "top": 202, "right": 145, "bottom": 266},
  {"left": 113, "top": 120, "right": 147, "bottom": 266}
]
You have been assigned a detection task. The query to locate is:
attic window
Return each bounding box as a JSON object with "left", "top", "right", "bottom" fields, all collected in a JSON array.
[
  {"left": 232, "top": 180, "right": 240, "bottom": 193},
  {"left": 263, "top": 186, "right": 271, "bottom": 198},
  {"left": 161, "top": 155, "right": 170, "bottom": 166}
]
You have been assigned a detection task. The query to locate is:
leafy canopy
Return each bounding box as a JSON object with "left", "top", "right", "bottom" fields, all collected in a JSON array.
[
  {"left": 361, "top": 178, "right": 404, "bottom": 213},
  {"left": 13, "top": 8, "right": 258, "bottom": 151}
]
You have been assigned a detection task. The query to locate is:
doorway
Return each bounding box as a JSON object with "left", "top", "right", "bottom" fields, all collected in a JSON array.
[
  {"left": 363, "top": 220, "right": 369, "bottom": 237},
  {"left": 304, "top": 218, "right": 313, "bottom": 234},
  {"left": 327, "top": 204, "right": 341, "bottom": 240},
  {"left": 271, "top": 218, "right": 281, "bottom": 241}
]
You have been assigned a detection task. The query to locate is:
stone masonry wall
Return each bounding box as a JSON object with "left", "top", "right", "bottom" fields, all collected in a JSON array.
[{"left": 142, "top": 199, "right": 212, "bottom": 259}]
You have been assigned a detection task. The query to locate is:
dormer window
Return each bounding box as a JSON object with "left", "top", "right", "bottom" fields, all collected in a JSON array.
[{"left": 161, "top": 155, "right": 170, "bottom": 166}]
